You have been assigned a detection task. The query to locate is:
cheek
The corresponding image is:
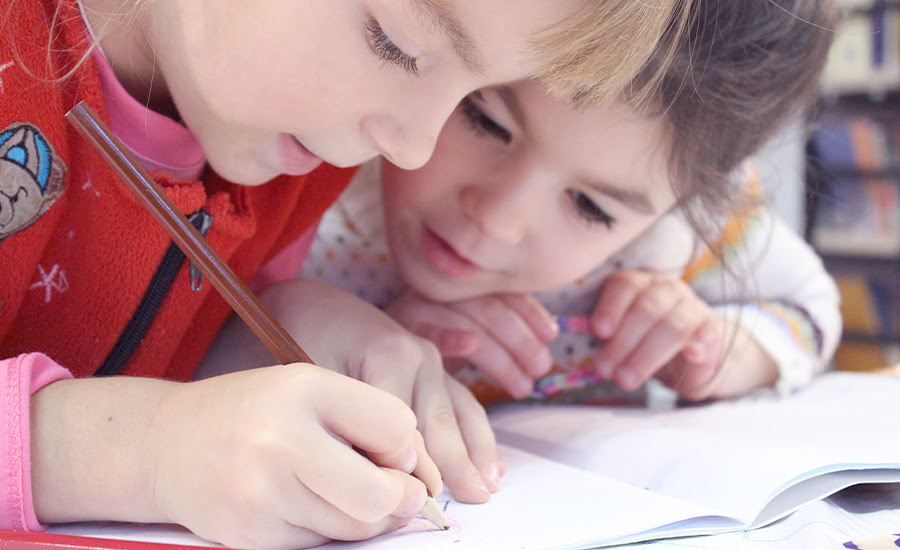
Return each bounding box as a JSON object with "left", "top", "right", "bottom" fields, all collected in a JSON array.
[
  {"left": 518, "top": 232, "right": 623, "bottom": 292},
  {"left": 523, "top": 249, "right": 607, "bottom": 290}
]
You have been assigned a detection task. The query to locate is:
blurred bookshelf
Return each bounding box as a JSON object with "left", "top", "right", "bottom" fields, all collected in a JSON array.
[{"left": 806, "top": 0, "right": 900, "bottom": 371}]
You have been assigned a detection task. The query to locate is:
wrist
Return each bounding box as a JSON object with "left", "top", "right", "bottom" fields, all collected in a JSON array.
[
  {"left": 31, "top": 376, "right": 175, "bottom": 525},
  {"left": 713, "top": 326, "right": 778, "bottom": 399}
]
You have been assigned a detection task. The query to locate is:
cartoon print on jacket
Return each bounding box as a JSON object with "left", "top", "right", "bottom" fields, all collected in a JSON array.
[{"left": 0, "top": 122, "right": 65, "bottom": 240}]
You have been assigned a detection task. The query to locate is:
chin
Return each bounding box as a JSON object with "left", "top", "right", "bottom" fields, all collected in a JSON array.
[
  {"left": 207, "top": 157, "right": 276, "bottom": 186},
  {"left": 409, "top": 280, "right": 484, "bottom": 304}
]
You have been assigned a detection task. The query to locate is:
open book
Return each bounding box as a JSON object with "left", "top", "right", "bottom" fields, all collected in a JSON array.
[{"left": 48, "top": 371, "right": 900, "bottom": 549}]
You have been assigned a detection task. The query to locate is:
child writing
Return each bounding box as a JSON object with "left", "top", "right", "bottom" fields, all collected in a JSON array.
[
  {"left": 287, "top": 0, "right": 841, "bottom": 405},
  {"left": 0, "top": 0, "right": 690, "bottom": 548}
]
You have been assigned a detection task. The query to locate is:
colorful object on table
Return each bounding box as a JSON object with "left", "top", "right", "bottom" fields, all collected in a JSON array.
[
  {"left": 533, "top": 366, "right": 602, "bottom": 397},
  {"left": 556, "top": 314, "right": 592, "bottom": 334},
  {"left": 533, "top": 316, "right": 599, "bottom": 397},
  {"left": 845, "top": 534, "right": 900, "bottom": 549}
]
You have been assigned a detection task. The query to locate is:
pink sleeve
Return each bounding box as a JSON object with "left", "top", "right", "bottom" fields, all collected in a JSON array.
[
  {"left": 2, "top": 353, "right": 73, "bottom": 531},
  {"left": 250, "top": 222, "right": 320, "bottom": 293}
]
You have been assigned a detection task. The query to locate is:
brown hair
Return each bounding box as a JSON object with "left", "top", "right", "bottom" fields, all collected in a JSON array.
[{"left": 630, "top": 0, "right": 836, "bottom": 238}]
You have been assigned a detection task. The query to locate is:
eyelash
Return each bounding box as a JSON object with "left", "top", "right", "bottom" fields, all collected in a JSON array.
[
  {"left": 366, "top": 18, "right": 419, "bottom": 76},
  {"left": 460, "top": 96, "right": 512, "bottom": 143},
  {"left": 567, "top": 189, "right": 615, "bottom": 228}
]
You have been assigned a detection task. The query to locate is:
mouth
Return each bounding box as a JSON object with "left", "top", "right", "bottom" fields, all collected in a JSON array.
[
  {"left": 421, "top": 226, "right": 484, "bottom": 277},
  {"left": 277, "top": 134, "right": 323, "bottom": 175}
]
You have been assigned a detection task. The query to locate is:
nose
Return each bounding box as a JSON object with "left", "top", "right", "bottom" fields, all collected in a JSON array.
[
  {"left": 458, "top": 169, "right": 541, "bottom": 245},
  {"left": 361, "top": 112, "right": 445, "bottom": 170},
  {"left": 361, "top": 90, "right": 460, "bottom": 170}
]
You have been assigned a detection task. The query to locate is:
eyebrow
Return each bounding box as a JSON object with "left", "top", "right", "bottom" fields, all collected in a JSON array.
[
  {"left": 582, "top": 180, "right": 656, "bottom": 215},
  {"left": 407, "top": 0, "right": 485, "bottom": 75}
]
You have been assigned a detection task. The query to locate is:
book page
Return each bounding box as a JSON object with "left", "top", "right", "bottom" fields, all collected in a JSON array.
[
  {"left": 489, "top": 372, "right": 900, "bottom": 524},
  {"left": 49, "top": 446, "right": 729, "bottom": 550}
]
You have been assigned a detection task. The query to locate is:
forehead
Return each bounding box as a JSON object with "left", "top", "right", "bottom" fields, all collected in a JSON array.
[{"left": 418, "top": 0, "right": 586, "bottom": 84}]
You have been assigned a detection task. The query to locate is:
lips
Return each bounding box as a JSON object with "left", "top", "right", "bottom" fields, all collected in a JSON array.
[
  {"left": 420, "top": 226, "right": 483, "bottom": 277},
  {"left": 278, "top": 134, "right": 323, "bottom": 175}
]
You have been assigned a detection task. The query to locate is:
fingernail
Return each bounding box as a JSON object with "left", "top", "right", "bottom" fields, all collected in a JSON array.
[
  {"left": 542, "top": 316, "right": 561, "bottom": 340},
  {"left": 515, "top": 377, "right": 535, "bottom": 398},
  {"left": 399, "top": 447, "right": 417, "bottom": 473},
  {"left": 468, "top": 470, "right": 492, "bottom": 497},
  {"left": 485, "top": 462, "right": 501, "bottom": 492},
  {"left": 529, "top": 349, "right": 553, "bottom": 377}
]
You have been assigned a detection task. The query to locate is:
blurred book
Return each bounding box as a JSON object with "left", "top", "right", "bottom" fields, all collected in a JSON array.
[
  {"left": 833, "top": 274, "right": 900, "bottom": 371},
  {"left": 821, "top": 3, "right": 900, "bottom": 95}
]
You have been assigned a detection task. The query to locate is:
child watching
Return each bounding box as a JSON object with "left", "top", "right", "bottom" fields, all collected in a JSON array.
[
  {"left": 0, "top": 0, "right": 690, "bottom": 548},
  {"left": 293, "top": 0, "right": 841, "bottom": 405}
]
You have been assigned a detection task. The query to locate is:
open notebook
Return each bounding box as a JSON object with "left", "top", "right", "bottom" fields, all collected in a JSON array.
[{"left": 48, "top": 371, "right": 900, "bottom": 549}]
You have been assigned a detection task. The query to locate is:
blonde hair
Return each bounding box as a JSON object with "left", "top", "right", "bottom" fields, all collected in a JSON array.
[
  {"left": 531, "top": 0, "right": 692, "bottom": 107},
  {"left": 4, "top": 0, "right": 151, "bottom": 82}
]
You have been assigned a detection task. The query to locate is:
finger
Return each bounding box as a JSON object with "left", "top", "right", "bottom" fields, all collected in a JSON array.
[
  {"left": 408, "top": 428, "right": 443, "bottom": 498},
  {"left": 615, "top": 295, "right": 708, "bottom": 390},
  {"left": 280, "top": 466, "right": 420, "bottom": 543},
  {"left": 464, "top": 339, "right": 536, "bottom": 399},
  {"left": 657, "top": 321, "right": 729, "bottom": 400},
  {"left": 445, "top": 375, "right": 503, "bottom": 493},
  {"left": 413, "top": 355, "right": 492, "bottom": 504},
  {"left": 591, "top": 271, "right": 655, "bottom": 338},
  {"left": 308, "top": 371, "right": 443, "bottom": 522},
  {"left": 429, "top": 326, "right": 480, "bottom": 357},
  {"left": 498, "top": 293, "right": 559, "bottom": 341},
  {"left": 594, "top": 279, "right": 681, "bottom": 381},
  {"left": 313, "top": 368, "right": 419, "bottom": 458},
  {"left": 453, "top": 297, "right": 552, "bottom": 379},
  {"left": 295, "top": 422, "right": 416, "bottom": 523}
]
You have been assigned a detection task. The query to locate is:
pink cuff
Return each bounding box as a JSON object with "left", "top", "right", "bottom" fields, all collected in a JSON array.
[
  {"left": 250, "top": 222, "right": 319, "bottom": 293},
  {"left": 2, "top": 353, "right": 73, "bottom": 531}
]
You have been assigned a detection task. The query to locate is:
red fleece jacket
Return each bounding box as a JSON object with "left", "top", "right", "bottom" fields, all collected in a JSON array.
[{"left": 0, "top": 0, "right": 353, "bottom": 380}]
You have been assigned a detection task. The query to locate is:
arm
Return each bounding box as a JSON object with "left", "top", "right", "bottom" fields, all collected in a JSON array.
[
  {"left": 586, "top": 203, "right": 840, "bottom": 401},
  {"left": 27, "top": 356, "right": 439, "bottom": 549},
  {"left": 1, "top": 354, "right": 72, "bottom": 532},
  {"left": 683, "top": 205, "right": 842, "bottom": 394}
]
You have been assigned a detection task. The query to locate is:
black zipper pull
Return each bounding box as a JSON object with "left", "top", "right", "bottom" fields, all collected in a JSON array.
[{"left": 187, "top": 209, "right": 213, "bottom": 291}]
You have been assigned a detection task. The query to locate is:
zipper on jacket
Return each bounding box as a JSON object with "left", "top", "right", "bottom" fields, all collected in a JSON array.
[{"left": 95, "top": 209, "right": 213, "bottom": 377}]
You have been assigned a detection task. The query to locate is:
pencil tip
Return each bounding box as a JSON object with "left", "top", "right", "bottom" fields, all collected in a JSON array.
[{"left": 419, "top": 495, "right": 450, "bottom": 530}]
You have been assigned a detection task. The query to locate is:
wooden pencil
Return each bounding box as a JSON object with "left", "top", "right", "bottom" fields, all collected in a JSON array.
[
  {"left": 65, "top": 100, "right": 448, "bottom": 530},
  {"left": 419, "top": 494, "right": 450, "bottom": 530}
]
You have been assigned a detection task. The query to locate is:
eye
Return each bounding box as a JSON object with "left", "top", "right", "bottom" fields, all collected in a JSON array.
[
  {"left": 460, "top": 96, "right": 512, "bottom": 144},
  {"left": 366, "top": 18, "right": 419, "bottom": 76},
  {"left": 567, "top": 189, "right": 615, "bottom": 228}
]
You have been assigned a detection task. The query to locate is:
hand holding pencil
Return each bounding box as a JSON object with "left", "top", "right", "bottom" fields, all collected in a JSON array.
[{"left": 65, "top": 101, "right": 450, "bottom": 546}]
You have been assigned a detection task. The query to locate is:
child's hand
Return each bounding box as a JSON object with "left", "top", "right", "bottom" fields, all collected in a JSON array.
[
  {"left": 153, "top": 366, "right": 434, "bottom": 549},
  {"left": 590, "top": 270, "right": 777, "bottom": 400},
  {"left": 30, "top": 367, "right": 433, "bottom": 550},
  {"left": 255, "top": 280, "right": 502, "bottom": 504},
  {"left": 386, "top": 290, "right": 558, "bottom": 399}
]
